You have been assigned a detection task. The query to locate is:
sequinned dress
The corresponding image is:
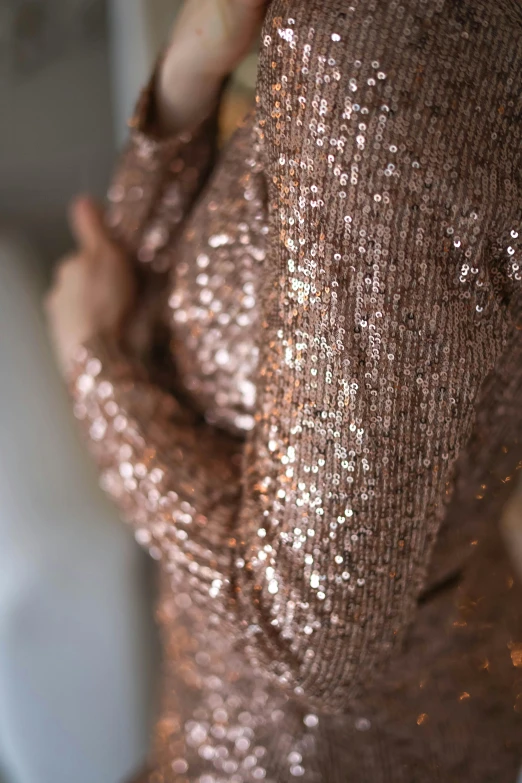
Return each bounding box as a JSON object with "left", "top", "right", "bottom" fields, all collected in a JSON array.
[{"left": 69, "top": 2, "right": 522, "bottom": 780}]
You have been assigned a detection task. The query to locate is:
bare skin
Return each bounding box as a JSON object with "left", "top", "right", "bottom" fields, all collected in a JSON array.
[{"left": 46, "top": 0, "right": 269, "bottom": 373}]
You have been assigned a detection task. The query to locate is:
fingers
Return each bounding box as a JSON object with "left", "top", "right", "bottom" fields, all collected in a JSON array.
[
  {"left": 68, "top": 194, "right": 130, "bottom": 285},
  {"left": 68, "top": 194, "right": 129, "bottom": 280},
  {"left": 46, "top": 197, "right": 136, "bottom": 376},
  {"left": 45, "top": 254, "right": 86, "bottom": 314},
  {"left": 69, "top": 195, "right": 112, "bottom": 257}
]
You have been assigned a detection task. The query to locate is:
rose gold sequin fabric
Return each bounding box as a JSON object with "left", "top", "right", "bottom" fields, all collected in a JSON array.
[{"left": 70, "top": 2, "right": 522, "bottom": 780}]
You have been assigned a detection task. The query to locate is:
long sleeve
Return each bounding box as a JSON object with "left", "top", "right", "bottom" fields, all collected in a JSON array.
[
  {"left": 70, "top": 0, "right": 522, "bottom": 721},
  {"left": 102, "top": 63, "right": 225, "bottom": 373},
  {"left": 69, "top": 61, "right": 246, "bottom": 617},
  {"left": 70, "top": 339, "right": 241, "bottom": 584},
  {"left": 106, "top": 64, "right": 221, "bottom": 275}
]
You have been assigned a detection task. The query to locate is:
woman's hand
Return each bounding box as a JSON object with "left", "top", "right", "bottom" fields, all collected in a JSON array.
[
  {"left": 157, "top": 0, "right": 269, "bottom": 133},
  {"left": 45, "top": 197, "right": 135, "bottom": 375}
]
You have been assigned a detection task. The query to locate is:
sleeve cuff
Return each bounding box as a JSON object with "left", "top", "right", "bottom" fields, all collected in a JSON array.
[{"left": 128, "top": 52, "right": 224, "bottom": 151}]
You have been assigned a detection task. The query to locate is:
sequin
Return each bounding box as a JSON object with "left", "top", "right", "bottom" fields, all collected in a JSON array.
[{"left": 70, "top": 1, "right": 522, "bottom": 781}]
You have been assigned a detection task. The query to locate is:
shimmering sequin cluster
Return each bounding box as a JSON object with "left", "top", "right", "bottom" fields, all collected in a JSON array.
[{"left": 71, "top": 1, "right": 522, "bottom": 780}]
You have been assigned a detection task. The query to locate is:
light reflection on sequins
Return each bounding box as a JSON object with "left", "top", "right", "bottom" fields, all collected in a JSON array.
[{"left": 72, "top": 2, "right": 522, "bottom": 781}]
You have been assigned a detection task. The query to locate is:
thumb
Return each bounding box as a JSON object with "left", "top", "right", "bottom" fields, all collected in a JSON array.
[{"left": 69, "top": 196, "right": 112, "bottom": 257}]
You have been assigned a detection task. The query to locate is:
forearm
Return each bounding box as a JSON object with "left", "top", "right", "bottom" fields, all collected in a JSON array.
[
  {"left": 68, "top": 338, "right": 242, "bottom": 568},
  {"left": 154, "top": 0, "right": 266, "bottom": 135},
  {"left": 155, "top": 51, "right": 224, "bottom": 137},
  {"left": 107, "top": 0, "right": 266, "bottom": 262}
]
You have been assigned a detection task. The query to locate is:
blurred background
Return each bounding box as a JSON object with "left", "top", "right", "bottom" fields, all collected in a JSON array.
[
  {"left": 0, "top": 2, "right": 256, "bottom": 782},
  {"left": 0, "top": 2, "right": 520, "bottom": 783}
]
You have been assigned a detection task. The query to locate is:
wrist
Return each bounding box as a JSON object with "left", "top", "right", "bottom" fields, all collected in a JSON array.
[{"left": 155, "top": 51, "right": 225, "bottom": 134}]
